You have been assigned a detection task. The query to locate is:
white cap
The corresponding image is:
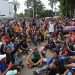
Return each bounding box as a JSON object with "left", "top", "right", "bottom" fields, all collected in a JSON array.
[
  {"left": 6, "top": 70, "right": 17, "bottom": 75},
  {"left": 0, "top": 54, "right": 6, "bottom": 61},
  {"left": 0, "top": 42, "right": 2, "bottom": 46}
]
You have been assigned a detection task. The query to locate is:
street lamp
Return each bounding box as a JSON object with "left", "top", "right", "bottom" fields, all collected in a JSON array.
[{"left": 32, "top": 0, "right": 34, "bottom": 18}]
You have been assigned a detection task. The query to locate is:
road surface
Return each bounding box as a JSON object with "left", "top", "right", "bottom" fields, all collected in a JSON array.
[{"left": 20, "top": 40, "right": 53, "bottom": 75}]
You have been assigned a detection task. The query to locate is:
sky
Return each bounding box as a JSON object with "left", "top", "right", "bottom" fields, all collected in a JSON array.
[
  {"left": 13, "top": 0, "right": 59, "bottom": 14},
  {"left": 17, "top": 0, "right": 51, "bottom": 14}
]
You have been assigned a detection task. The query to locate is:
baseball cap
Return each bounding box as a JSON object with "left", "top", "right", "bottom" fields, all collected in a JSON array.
[{"left": 0, "top": 54, "right": 6, "bottom": 61}]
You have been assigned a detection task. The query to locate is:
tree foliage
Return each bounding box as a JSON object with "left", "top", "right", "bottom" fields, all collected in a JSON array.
[
  {"left": 58, "top": 0, "right": 75, "bottom": 17},
  {"left": 48, "top": 0, "right": 75, "bottom": 17},
  {"left": 25, "top": 0, "right": 45, "bottom": 18},
  {"left": 48, "top": 0, "right": 58, "bottom": 10},
  {"left": 42, "top": 10, "right": 54, "bottom": 17},
  {"left": 17, "top": 13, "right": 25, "bottom": 18}
]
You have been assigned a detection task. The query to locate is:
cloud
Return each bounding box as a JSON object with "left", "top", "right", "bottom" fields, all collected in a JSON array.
[
  {"left": 17, "top": 0, "right": 59, "bottom": 14},
  {"left": 17, "top": 0, "right": 26, "bottom": 14}
]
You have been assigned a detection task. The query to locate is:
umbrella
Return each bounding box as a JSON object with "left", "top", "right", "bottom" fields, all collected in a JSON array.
[{"left": 64, "top": 26, "right": 75, "bottom": 31}]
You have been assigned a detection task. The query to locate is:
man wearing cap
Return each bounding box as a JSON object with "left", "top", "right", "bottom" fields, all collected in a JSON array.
[{"left": 0, "top": 54, "right": 12, "bottom": 75}]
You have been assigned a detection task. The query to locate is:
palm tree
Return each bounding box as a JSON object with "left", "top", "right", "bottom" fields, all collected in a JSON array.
[
  {"left": 25, "top": 0, "right": 32, "bottom": 9},
  {"left": 9, "top": 0, "right": 20, "bottom": 19},
  {"left": 25, "top": 0, "right": 35, "bottom": 18},
  {"left": 14, "top": 0, "right": 20, "bottom": 18},
  {"left": 48, "top": 0, "right": 57, "bottom": 11}
]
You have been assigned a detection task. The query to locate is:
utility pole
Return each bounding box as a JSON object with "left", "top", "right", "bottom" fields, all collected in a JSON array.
[
  {"left": 32, "top": 0, "right": 34, "bottom": 18},
  {"left": 55, "top": 3, "right": 57, "bottom": 16},
  {"left": 13, "top": 0, "right": 17, "bottom": 22}
]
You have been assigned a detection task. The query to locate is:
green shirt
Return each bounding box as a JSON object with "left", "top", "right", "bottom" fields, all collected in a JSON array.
[{"left": 31, "top": 52, "right": 41, "bottom": 60}]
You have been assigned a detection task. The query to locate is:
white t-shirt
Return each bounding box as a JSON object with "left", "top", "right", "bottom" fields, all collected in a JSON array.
[{"left": 49, "top": 22, "right": 55, "bottom": 32}]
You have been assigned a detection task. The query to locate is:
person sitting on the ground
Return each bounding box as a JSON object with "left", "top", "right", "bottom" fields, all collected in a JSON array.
[
  {"left": 64, "top": 59, "right": 75, "bottom": 75},
  {"left": 14, "top": 51, "right": 24, "bottom": 68},
  {"left": 47, "top": 38, "right": 56, "bottom": 51},
  {"left": 0, "top": 54, "right": 17, "bottom": 75},
  {"left": 20, "top": 39, "right": 29, "bottom": 54},
  {"left": 39, "top": 45, "right": 48, "bottom": 58},
  {"left": 5, "top": 46, "right": 20, "bottom": 72},
  {"left": 26, "top": 48, "right": 43, "bottom": 68},
  {"left": 34, "top": 50, "right": 67, "bottom": 75}
]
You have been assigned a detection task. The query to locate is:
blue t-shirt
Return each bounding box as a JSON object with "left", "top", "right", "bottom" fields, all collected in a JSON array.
[
  {"left": 4, "top": 21, "right": 7, "bottom": 27},
  {"left": 47, "top": 56, "right": 69, "bottom": 65},
  {"left": 0, "top": 63, "right": 7, "bottom": 73},
  {"left": 10, "top": 44, "right": 15, "bottom": 50}
]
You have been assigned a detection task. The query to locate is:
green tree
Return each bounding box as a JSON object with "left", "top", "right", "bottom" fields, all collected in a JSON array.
[
  {"left": 42, "top": 10, "right": 54, "bottom": 17},
  {"left": 10, "top": 0, "right": 20, "bottom": 19},
  {"left": 58, "top": 0, "right": 75, "bottom": 17},
  {"left": 48, "top": 0, "right": 58, "bottom": 11},
  {"left": 25, "top": 0, "right": 32, "bottom": 9},
  {"left": 25, "top": 0, "right": 45, "bottom": 18},
  {"left": 17, "top": 13, "right": 25, "bottom": 18}
]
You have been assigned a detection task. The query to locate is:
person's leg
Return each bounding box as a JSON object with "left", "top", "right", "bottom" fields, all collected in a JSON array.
[
  {"left": 48, "top": 67, "right": 57, "bottom": 75},
  {"left": 27, "top": 58, "right": 34, "bottom": 65},
  {"left": 34, "top": 59, "right": 42, "bottom": 66},
  {"left": 38, "top": 37, "right": 41, "bottom": 44},
  {"left": 36, "top": 65, "right": 49, "bottom": 73},
  {"left": 33, "top": 39, "right": 37, "bottom": 46},
  {"left": 58, "top": 65, "right": 66, "bottom": 74}
]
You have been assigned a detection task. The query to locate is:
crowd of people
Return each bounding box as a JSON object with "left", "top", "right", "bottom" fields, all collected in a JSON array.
[{"left": 0, "top": 17, "right": 75, "bottom": 75}]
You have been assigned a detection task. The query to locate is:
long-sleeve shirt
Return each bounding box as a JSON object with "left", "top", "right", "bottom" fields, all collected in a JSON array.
[{"left": 47, "top": 56, "right": 69, "bottom": 65}]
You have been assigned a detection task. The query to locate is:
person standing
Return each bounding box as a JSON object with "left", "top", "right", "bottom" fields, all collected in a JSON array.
[{"left": 48, "top": 18, "right": 55, "bottom": 37}]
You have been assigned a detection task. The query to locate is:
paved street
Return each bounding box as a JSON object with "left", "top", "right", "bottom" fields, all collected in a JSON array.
[{"left": 20, "top": 41, "right": 53, "bottom": 75}]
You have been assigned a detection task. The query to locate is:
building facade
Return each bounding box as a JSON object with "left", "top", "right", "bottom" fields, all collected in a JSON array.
[{"left": 0, "top": 0, "right": 14, "bottom": 18}]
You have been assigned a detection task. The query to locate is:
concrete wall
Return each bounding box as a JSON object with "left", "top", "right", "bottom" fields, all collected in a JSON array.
[{"left": 0, "top": 0, "right": 14, "bottom": 18}]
